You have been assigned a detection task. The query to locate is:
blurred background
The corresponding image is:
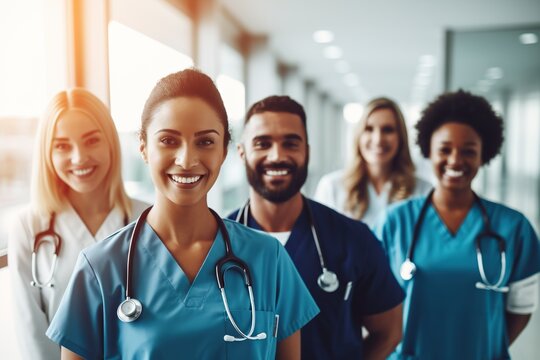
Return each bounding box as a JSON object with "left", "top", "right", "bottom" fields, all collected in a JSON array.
[{"left": 1, "top": 0, "right": 539, "bottom": 358}]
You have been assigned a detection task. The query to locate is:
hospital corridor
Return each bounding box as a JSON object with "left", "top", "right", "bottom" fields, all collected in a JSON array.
[{"left": 1, "top": 0, "right": 540, "bottom": 359}]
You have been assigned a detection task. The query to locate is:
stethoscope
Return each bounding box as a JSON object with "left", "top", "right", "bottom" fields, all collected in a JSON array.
[
  {"left": 31, "top": 213, "right": 62, "bottom": 288},
  {"left": 117, "top": 207, "right": 267, "bottom": 342},
  {"left": 400, "top": 189, "right": 509, "bottom": 293},
  {"left": 236, "top": 197, "right": 340, "bottom": 293},
  {"left": 31, "top": 212, "right": 128, "bottom": 289}
]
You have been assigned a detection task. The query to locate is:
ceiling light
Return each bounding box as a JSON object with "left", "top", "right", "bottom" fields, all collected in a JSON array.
[
  {"left": 324, "top": 46, "right": 342, "bottom": 59},
  {"left": 343, "top": 103, "right": 364, "bottom": 124},
  {"left": 486, "top": 67, "right": 504, "bottom": 80},
  {"left": 335, "top": 60, "right": 350, "bottom": 73},
  {"left": 313, "top": 30, "right": 334, "bottom": 44},
  {"left": 419, "top": 54, "right": 436, "bottom": 67},
  {"left": 519, "top": 33, "right": 538, "bottom": 45}
]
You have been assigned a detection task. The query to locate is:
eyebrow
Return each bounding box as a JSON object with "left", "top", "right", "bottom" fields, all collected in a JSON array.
[
  {"left": 154, "top": 129, "right": 221, "bottom": 136},
  {"left": 252, "top": 134, "right": 304, "bottom": 142},
  {"left": 53, "top": 129, "right": 101, "bottom": 142}
]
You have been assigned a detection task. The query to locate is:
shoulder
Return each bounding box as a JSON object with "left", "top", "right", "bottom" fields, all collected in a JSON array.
[
  {"left": 81, "top": 222, "right": 133, "bottom": 266},
  {"left": 479, "top": 198, "right": 529, "bottom": 224},
  {"left": 226, "top": 208, "right": 241, "bottom": 221},
  {"left": 383, "top": 196, "right": 426, "bottom": 225},
  {"left": 307, "top": 199, "right": 375, "bottom": 243},
  {"left": 8, "top": 205, "right": 55, "bottom": 238}
]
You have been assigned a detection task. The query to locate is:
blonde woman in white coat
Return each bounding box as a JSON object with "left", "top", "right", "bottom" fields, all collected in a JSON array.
[
  {"left": 314, "top": 97, "right": 431, "bottom": 227},
  {"left": 8, "top": 88, "right": 148, "bottom": 360}
]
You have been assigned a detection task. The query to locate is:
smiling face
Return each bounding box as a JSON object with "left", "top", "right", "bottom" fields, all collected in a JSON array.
[
  {"left": 51, "top": 109, "right": 111, "bottom": 196},
  {"left": 140, "top": 97, "right": 226, "bottom": 207},
  {"left": 359, "top": 108, "right": 400, "bottom": 169},
  {"left": 239, "top": 111, "right": 308, "bottom": 203},
  {"left": 430, "top": 122, "right": 483, "bottom": 192}
]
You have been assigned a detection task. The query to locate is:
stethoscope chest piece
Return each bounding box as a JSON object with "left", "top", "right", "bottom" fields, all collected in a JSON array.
[
  {"left": 400, "top": 259, "right": 416, "bottom": 281},
  {"left": 117, "top": 297, "right": 142, "bottom": 323},
  {"left": 318, "top": 268, "right": 339, "bottom": 293}
]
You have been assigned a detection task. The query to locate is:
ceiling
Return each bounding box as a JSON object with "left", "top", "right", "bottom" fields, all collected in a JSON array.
[{"left": 220, "top": 0, "right": 540, "bottom": 106}]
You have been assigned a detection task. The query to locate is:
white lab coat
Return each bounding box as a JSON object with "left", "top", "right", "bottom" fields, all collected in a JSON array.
[
  {"left": 313, "top": 169, "right": 432, "bottom": 227},
  {"left": 7, "top": 198, "right": 148, "bottom": 360}
]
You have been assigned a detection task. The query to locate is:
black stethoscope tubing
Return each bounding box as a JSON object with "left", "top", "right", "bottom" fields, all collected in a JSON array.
[
  {"left": 402, "top": 189, "right": 508, "bottom": 292},
  {"left": 118, "top": 206, "right": 266, "bottom": 341}
]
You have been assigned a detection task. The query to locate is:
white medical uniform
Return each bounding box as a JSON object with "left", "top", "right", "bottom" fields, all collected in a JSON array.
[
  {"left": 314, "top": 169, "right": 431, "bottom": 227},
  {"left": 8, "top": 199, "right": 148, "bottom": 360}
]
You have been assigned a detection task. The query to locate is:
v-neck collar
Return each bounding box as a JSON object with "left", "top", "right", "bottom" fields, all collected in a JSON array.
[
  {"left": 60, "top": 202, "right": 123, "bottom": 244},
  {"left": 138, "top": 221, "right": 224, "bottom": 307},
  {"left": 427, "top": 201, "right": 480, "bottom": 240}
]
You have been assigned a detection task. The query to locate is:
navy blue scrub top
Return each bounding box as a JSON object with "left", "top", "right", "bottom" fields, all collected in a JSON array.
[{"left": 229, "top": 198, "right": 404, "bottom": 359}]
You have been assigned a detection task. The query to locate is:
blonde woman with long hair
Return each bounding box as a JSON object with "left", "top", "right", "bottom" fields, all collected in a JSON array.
[
  {"left": 8, "top": 88, "right": 147, "bottom": 360},
  {"left": 314, "top": 97, "right": 430, "bottom": 226}
]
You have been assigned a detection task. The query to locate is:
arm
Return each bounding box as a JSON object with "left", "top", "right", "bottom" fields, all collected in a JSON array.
[
  {"left": 506, "top": 312, "right": 531, "bottom": 345},
  {"left": 276, "top": 330, "right": 301, "bottom": 360},
  {"left": 8, "top": 213, "right": 60, "bottom": 360},
  {"left": 61, "top": 347, "right": 84, "bottom": 360},
  {"left": 362, "top": 303, "right": 403, "bottom": 360}
]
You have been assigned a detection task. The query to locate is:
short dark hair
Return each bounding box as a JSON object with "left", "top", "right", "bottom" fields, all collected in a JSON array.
[
  {"left": 415, "top": 89, "right": 504, "bottom": 164},
  {"left": 245, "top": 95, "right": 307, "bottom": 134},
  {"left": 140, "top": 68, "right": 231, "bottom": 147}
]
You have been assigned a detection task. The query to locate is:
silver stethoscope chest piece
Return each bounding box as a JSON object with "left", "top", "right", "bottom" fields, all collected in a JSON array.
[
  {"left": 400, "top": 259, "right": 416, "bottom": 281},
  {"left": 317, "top": 268, "right": 339, "bottom": 293},
  {"left": 117, "top": 297, "right": 142, "bottom": 323}
]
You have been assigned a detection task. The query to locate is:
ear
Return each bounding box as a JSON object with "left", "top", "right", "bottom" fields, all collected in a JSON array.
[
  {"left": 237, "top": 143, "right": 246, "bottom": 161},
  {"left": 139, "top": 141, "right": 148, "bottom": 163}
]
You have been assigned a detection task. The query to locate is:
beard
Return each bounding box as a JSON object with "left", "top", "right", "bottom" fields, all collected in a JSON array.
[{"left": 245, "top": 157, "right": 308, "bottom": 203}]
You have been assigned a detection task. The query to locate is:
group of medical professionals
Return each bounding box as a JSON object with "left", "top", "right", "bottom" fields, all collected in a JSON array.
[{"left": 7, "top": 67, "right": 540, "bottom": 360}]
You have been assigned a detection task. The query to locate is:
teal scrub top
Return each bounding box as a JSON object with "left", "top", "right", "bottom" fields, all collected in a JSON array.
[
  {"left": 374, "top": 195, "right": 540, "bottom": 360},
  {"left": 46, "top": 218, "right": 319, "bottom": 359}
]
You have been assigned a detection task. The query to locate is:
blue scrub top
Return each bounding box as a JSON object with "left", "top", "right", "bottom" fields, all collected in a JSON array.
[
  {"left": 46, "top": 219, "right": 319, "bottom": 359},
  {"left": 229, "top": 198, "right": 404, "bottom": 359},
  {"left": 374, "top": 195, "right": 540, "bottom": 360}
]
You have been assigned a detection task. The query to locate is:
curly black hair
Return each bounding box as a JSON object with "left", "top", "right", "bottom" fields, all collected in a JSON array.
[{"left": 415, "top": 89, "right": 504, "bottom": 164}]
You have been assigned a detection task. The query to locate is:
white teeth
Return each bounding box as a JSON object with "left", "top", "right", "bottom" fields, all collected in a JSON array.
[
  {"left": 445, "top": 169, "right": 464, "bottom": 178},
  {"left": 72, "top": 168, "right": 94, "bottom": 176},
  {"left": 170, "top": 175, "right": 201, "bottom": 184},
  {"left": 265, "top": 169, "right": 288, "bottom": 176}
]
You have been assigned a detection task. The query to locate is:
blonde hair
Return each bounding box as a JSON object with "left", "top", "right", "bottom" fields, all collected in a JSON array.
[
  {"left": 31, "top": 88, "right": 132, "bottom": 218},
  {"left": 343, "top": 97, "right": 415, "bottom": 219}
]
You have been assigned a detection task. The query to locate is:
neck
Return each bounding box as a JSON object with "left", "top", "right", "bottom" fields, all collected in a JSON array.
[
  {"left": 432, "top": 186, "right": 475, "bottom": 210},
  {"left": 248, "top": 190, "right": 303, "bottom": 232},
  {"left": 147, "top": 196, "right": 217, "bottom": 246},
  {"left": 67, "top": 188, "right": 112, "bottom": 219},
  {"left": 367, "top": 164, "right": 391, "bottom": 194}
]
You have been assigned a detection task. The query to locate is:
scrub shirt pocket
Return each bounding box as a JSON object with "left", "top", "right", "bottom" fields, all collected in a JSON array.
[{"left": 224, "top": 310, "right": 276, "bottom": 360}]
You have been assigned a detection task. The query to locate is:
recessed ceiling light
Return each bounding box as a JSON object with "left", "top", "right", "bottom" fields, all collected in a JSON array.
[
  {"left": 486, "top": 67, "right": 504, "bottom": 80},
  {"left": 343, "top": 103, "right": 364, "bottom": 124},
  {"left": 335, "top": 60, "right": 350, "bottom": 73},
  {"left": 313, "top": 30, "right": 334, "bottom": 44},
  {"left": 324, "top": 45, "right": 343, "bottom": 59},
  {"left": 519, "top": 33, "right": 538, "bottom": 45},
  {"left": 419, "top": 54, "right": 436, "bottom": 67}
]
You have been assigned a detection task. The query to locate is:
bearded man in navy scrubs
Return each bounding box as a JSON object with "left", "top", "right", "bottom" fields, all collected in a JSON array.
[{"left": 228, "top": 95, "right": 404, "bottom": 359}]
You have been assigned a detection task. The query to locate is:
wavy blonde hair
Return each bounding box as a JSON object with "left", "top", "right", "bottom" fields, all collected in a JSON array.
[
  {"left": 31, "top": 88, "right": 132, "bottom": 218},
  {"left": 343, "top": 97, "right": 415, "bottom": 219}
]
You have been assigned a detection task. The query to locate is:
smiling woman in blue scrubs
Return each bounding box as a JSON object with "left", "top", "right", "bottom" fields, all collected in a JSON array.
[
  {"left": 375, "top": 90, "right": 540, "bottom": 360},
  {"left": 46, "top": 69, "right": 319, "bottom": 360}
]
